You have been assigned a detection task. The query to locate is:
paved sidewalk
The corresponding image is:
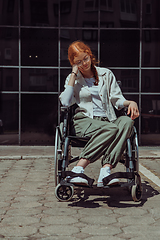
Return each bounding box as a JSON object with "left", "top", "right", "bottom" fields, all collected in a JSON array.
[{"left": 0, "top": 146, "right": 160, "bottom": 239}]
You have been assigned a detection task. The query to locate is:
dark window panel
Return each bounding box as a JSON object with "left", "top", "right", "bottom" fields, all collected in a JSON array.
[
  {"left": 0, "top": 68, "right": 19, "bottom": 91},
  {"left": 142, "top": 30, "right": 160, "bottom": 67},
  {"left": 143, "top": 0, "right": 160, "bottom": 28},
  {"left": 141, "top": 95, "right": 160, "bottom": 145},
  {"left": 60, "top": 69, "right": 71, "bottom": 92},
  {"left": 111, "top": 69, "right": 139, "bottom": 92},
  {"left": 100, "top": 30, "right": 139, "bottom": 67},
  {"left": 20, "top": 0, "right": 59, "bottom": 27},
  {"left": 21, "top": 28, "right": 58, "bottom": 66},
  {"left": 60, "top": 0, "right": 98, "bottom": 27},
  {"left": 142, "top": 70, "right": 160, "bottom": 93},
  {"left": 0, "top": 93, "right": 19, "bottom": 145},
  {"left": 83, "top": 28, "right": 98, "bottom": 42},
  {"left": 30, "top": 0, "right": 48, "bottom": 25},
  {"left": 21, "top": 68, "right": 58, "bottom": 92},
  {"left": 0, "top": 0, "right": 18, "bottom": 25},
  {"left": 0, "top": 28, "right": 19, "bottom": 66},
  {"left": 101, "top": 0, "right": 140, "bottom": 28},
  {"left": 21, "top": 94, "right": 58, "bottom": 145}
]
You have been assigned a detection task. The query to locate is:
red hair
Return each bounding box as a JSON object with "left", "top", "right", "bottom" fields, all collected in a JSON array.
[{"left": 68, "top": 41, "right": 99, "bottom": 85}]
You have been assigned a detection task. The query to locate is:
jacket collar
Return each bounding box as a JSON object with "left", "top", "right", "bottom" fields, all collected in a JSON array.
[
  {"left": 95, "top": 66, "right": 106, "bottom": 76},
  {"left": 96, "top": 66, "right": 106, "bottom": 92}
]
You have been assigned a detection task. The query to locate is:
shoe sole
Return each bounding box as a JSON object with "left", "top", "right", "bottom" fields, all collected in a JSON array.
[{"left": 97, "top": 180, "right": 120, "bottom": 187}]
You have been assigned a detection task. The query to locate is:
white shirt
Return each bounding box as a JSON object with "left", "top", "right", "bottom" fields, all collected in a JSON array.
[{"left": 84, "top": 77, "right": 107, "bottom": 117}]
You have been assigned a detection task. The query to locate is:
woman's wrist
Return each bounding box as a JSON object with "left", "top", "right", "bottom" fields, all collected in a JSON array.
[
  {"left": 123, "top": 100, "right": 132, "bottom": 107},
  {"left": 71, "top": 71, "right": 77, "bottom": 77}
]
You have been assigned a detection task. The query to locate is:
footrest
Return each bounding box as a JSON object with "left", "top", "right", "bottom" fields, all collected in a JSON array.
[
  {"left": 62, "top": 171, "right": 95, "bottom": 187},
  {"left": 103, "top": 172, "right": 134, "bottom": 186}
]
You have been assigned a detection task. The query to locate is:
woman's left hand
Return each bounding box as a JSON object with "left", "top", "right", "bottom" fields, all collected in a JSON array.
[{"left": 127, "top": 101, "right": 139, "bottom": 120}]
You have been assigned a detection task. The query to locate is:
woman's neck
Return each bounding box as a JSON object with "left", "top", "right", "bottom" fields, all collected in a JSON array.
[{"left": 81, "top": 70, "right": 94, "bottom": 79}]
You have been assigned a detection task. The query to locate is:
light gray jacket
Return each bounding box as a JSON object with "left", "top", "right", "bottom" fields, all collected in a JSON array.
[{"left": 59, "top": 66, "right": 126, "bottom": 122}]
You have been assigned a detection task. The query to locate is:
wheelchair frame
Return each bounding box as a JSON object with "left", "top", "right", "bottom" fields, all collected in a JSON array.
[{"left": 54, "top": 105, "right": 142, "bottom": 202}]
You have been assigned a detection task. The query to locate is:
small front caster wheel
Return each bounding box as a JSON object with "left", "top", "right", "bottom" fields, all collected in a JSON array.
[
  {"left": 55, "top": 183, "right": 74, "bottom": 202},
  {"left": 131, "top": 184, "right": 142, "bottom": 202}
]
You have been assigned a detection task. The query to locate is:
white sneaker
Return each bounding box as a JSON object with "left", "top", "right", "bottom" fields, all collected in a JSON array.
[
  {"left": 97, "top": 167, "right": 120, "bottom": 187},
  {"left": 68, "top": 166, "right": 88, "bottom": 185}
]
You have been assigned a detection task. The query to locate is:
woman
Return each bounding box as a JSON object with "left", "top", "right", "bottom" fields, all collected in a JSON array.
[{"left": 60, "top": 40, "right": 139, "bottom": 187}]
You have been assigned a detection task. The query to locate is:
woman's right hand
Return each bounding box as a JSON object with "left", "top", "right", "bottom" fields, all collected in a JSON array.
[
  {"left": 72, "top": 64, "right": 79, "bottom": 75},
  {"left": 68, "top": 65, "right": 78, "bottom": 87}
]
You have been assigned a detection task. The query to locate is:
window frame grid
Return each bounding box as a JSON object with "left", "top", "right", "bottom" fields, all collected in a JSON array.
[{"left": 0, "top": 0, "right": 160, "bottom": 145}]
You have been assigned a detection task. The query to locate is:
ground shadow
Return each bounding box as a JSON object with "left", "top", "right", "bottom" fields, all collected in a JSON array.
[{"left": 68, "top": 181, "right": 159, "bottom": 208}]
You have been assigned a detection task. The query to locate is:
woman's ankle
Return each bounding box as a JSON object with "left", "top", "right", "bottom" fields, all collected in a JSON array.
[
  {"left": 102, "top": 164, "right": 112, "bottom": 169},
  {"left": 77, "top": 158, "right": 90, "bottom": 169}
]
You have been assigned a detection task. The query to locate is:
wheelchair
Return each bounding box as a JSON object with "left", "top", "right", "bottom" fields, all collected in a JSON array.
[{"left": 54, "top": 103, "right": 142, "bottom": 202}]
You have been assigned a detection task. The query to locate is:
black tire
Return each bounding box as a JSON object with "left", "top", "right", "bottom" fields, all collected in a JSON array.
[{"left": 55, "top": 183, "right": 74, "bottom": 202}]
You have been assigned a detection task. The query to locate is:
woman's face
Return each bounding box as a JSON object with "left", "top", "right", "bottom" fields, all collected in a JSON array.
[{"left": 74, "top": 52, "right": 91, "bottom": 73}]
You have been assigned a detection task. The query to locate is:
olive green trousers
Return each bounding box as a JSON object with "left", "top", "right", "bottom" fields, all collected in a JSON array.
[{"left": 73, "top": 112, "right": 134, "bottom": 168}]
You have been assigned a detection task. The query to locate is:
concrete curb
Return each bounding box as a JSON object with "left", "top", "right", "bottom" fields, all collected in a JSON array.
[
  {"left": 0, "top": 155, "right": 159, "bottom": 160},
  {"left": 0, "top": 155, "right": 54, "bottom": 160}
]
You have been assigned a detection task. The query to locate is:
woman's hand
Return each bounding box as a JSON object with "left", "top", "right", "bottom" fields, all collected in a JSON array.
[
  {"left": 72, "top": 64, "right": 79, "bottom": 75},
  {"left": 127, "top": 101, "right": 139, "bottom": 120},
  {"left": 68, "top": 64, "right": 79, "bottom": 87}
]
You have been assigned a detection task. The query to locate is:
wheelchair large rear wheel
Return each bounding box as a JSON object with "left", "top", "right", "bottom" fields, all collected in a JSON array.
[
  {"left": 54, "top": 124, "right": 63, "bottom": 186},
  {"left": 131, "top": 127, "right": 139, "bottom": 172}
]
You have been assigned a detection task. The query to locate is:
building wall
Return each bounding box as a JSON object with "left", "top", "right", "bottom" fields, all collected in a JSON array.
[{"left": 0, "top": 0, "right": 160, "bottom": 145}]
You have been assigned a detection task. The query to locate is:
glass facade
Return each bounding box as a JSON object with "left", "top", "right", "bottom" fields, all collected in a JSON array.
[{"left": 0, "top": 0, "right": 160, "bottom": 146}]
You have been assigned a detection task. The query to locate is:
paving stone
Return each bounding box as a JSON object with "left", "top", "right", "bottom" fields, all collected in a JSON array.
[
  {"left": 6, "top": 208, "right": 42, "bottom": 216},
  {"left": 77, "top": 207, "right": 113, "bottom": 216},
  {"left": 32, "top": 235, "right": 78, "bottom": 240},
  {"left": 0, "top": 201, "right": 11, "bottom": 208},
  {"left": 149, "top": 207, "right": 160, "bottom": 220},
  {"left": 41, "top": 215, "right": 79, "bottom": 225},
  {"left": 43, "top": 207, "right": 78, "bottom": 216},
  {"left": 43, "top": 201, "right": 70, "bottom": 208},
  {"left": 117, "top": 215, "right": 155, "bottom": 225},
  {"left": 0, "top": 226, "right": 37, "bottom": 237},
  {"left": 113, "top": 207, "right": 148, "bottom": 216},
  {"left": 150, "top": 218, "right": 160, "bottom": 226},
  {"left": 79, "top": 215, "right": 117, "bottom": 225},
  {"left": 81, "top": 225, "right": 122, "bottom": 236},
  {"left": 16, "top": 190, "right": 46, "bottom": 196},
  {"left": 10, "top": 201, "right": 42, "bottom": 209},
  {"left": 1, "top": 216, "right": 40, "bottom": 226},
  {"left": 130, "top": 236, "right": 160, "bottom": 240},
  {"left": 40, "top": 225, "right": 79, "bottom": 236},
  {"left": 13, "top": 196, "right": 45, "bottom": 203},
  {"left": 85, "top": 237, "right": 122, "bottom": 240},
  {"left": 122, "top": 225, "right": 160, "bottom": 237},
  {"left": 0, "top": 238, "right": 28, "bottom": 240}
]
